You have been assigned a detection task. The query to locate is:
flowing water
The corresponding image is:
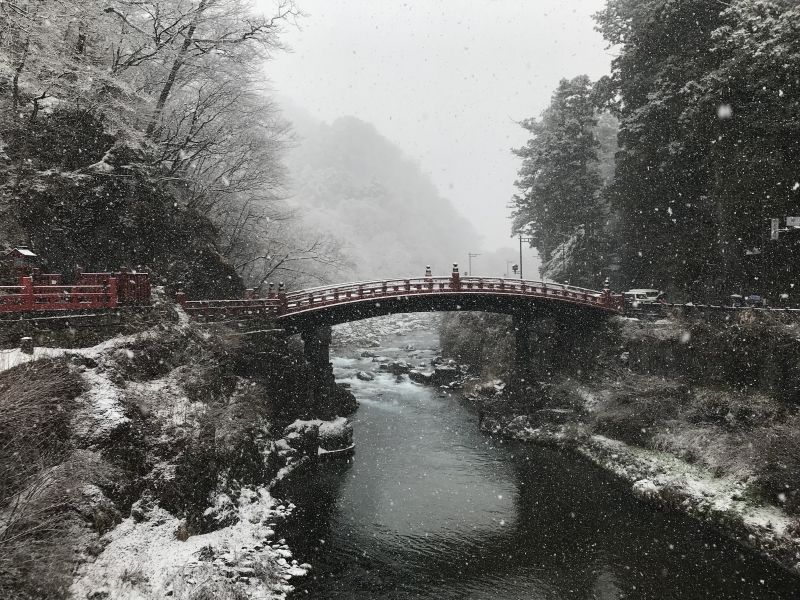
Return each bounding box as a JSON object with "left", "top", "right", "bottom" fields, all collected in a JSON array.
[{"left": 281, "top": 325, "right": 800, "bottom": 599}]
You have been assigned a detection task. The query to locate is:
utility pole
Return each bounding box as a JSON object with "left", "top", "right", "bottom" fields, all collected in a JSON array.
[
  {"left": 505, "top": 260, "right": 514, "bottom": 277},
  {"left": 518, "top": 235, "right": 534, "bottom": 279},
  {"left": 468, "top": 253, "right": 481, "bottom": 277}
]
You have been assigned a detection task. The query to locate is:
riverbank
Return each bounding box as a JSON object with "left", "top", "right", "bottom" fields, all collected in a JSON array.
[
  {"left": 0, "top": 308, "right": 356, "bottom": 600},
  {"left": 480, "top": 412, "right": 800, "bottom": 577},
  {"left": 441, "top": 311, "right": 800, "bottom": 579}
]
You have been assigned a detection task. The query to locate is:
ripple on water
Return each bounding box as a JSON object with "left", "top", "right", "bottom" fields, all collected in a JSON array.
[{"left": 283, "top": 329, "right": 800, "bottom": 600}]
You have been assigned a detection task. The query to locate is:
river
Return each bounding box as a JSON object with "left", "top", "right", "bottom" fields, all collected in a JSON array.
[{"left": 281, "top": 323, "right": 800, "bottom": 599}]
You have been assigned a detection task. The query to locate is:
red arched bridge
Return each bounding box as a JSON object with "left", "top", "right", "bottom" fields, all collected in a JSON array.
[{"left": 177, "top": 266, "right": 624, "bottom": 332}]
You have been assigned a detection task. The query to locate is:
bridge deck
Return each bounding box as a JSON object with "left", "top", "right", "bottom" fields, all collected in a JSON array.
[
  {"left": 179, "top": 276, "right": 624, "bottom": 325},
  {"left": 282, "top": 277, "right": 619, "bottom": 313}
]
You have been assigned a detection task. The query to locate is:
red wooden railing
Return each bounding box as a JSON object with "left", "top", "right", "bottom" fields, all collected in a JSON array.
[
  {"left": 0, "top": 276, "right": 118, "bottom": 313},
  {"left": 280, "top": 276, "right": 624, "bottom": 314},
  {"left": 0, "top": 270, "right": 151, "bottom": 314},
  {"left": 176, "top": 276, "right": 624, "bottom": 321},
  {"left": 176, "top": 297, "right": 283, "bottom": 321}
]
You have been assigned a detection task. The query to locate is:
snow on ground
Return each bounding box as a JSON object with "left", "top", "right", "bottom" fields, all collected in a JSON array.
[
  {"left": 332, "top": 313, "right": 440, "bottom": 347},
  {"left": 484, "top": 413, "right": 800, "bottom": 574},
  {"left": 125, "top": 370, "right": 203, "bottom": 428},
  {"left": 0, "top": 332, "right": 158, "bottom": 441},
  {"left": 0, "top": 331, "right": 154, "bottom": 373},
  {"left": 581, "top": 434, "right": 794, "bottom": 538},
  {"left": 72, "top": 368, "right": 130, "bottom": 441},
  {"left": 289, "top": 417, "right": 351, "bottom": 440},
  {"left": 0, "top": 345, "right": 67, "bottom": 371},
  {"left": 71, "top": 487, "right": 307, "bottom": 600}
]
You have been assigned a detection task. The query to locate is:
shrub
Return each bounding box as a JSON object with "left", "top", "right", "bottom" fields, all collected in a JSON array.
[
  {"left": 751, "top": 417, "right": 800, "bottom": 514},
  {"left": 590, "top": 388, "right": 683, "bottom": 446},
  {"left": 684, "top": 389, "right": 783, "bottom": 429},
  {"left": 0, "top": 359, "right": 84, "bottom": 497},
  {"left": 439, "top": 312, "right": 513, "bottom": 377},
  {"left": 0, "top": 453, "right": 107, "bottom": 600}
]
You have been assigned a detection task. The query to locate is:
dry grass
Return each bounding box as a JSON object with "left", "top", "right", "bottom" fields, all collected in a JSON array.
[
  {"left": 684, "top": 388, "right": 784, "bottom": 428},
  {"left": 0, "top": 452, "right": 109, "bottom": 600},
  {"left": 750, "top": 416, "right": 800, "bottom": 513},
  {"left": 596, "top": 377, "right": 800, "bottom": 513},
  {"left": 590, "top": 385, "right": 685, "bottom": 446},
  {"left": 650, "top": 426, "right": 757, "bottom": 479},
  {"left": 0, "top": 359, "right": 95, "bottom": 599},
  {"left": 0, "top": 359, "right": 84, "bottom": 501}
]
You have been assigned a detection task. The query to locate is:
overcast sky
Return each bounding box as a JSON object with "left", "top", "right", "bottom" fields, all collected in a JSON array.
[{"left": 263, "top": 0, "right": 613, "bottom": 252}]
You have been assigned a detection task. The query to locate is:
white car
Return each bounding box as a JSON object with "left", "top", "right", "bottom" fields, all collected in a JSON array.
[{"left": 623, "top": 289, "right": 663, "bottom": 306}]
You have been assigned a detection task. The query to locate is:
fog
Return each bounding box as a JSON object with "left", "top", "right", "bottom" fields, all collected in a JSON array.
[{"left": 265, "top": 0, "right": 611, "bottom": 255}]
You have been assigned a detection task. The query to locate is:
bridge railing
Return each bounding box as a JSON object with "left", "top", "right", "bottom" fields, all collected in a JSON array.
[
  {"left": 178, "top": 297, "right": 284, "bottom": 321},
  {"left": 78, "top": 271, "right": 151, "bottom": 305},
  {"left": 0, "top": 277, "right": 119, "bottom": 313},
  {"left": 282, "top": 276, "right": 603, "bottom": 298},
  {"left": 283, "top": 276, "right": 621, "bottom": 313}
]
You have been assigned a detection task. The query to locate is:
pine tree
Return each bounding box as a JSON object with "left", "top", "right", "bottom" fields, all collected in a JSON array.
[
  {"left": 595, "top": 0, "right": 725, "bottom": 298},
  {"left": 511, "top": 76, "right": 607, "bottom": 287},
  {"left": 595, "top": 0, "right": 800, "bottom": 300},
  {"left": 696, "top": 0, "right": 800, "bottom": 298}
]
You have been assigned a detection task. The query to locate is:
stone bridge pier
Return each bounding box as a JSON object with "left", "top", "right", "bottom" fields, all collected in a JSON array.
[
  {"left": 300, "top": 326, "right": 356, "bottom": 418},
  {"left": 511, "top": 311, "right": 605, "bottom": 399}
]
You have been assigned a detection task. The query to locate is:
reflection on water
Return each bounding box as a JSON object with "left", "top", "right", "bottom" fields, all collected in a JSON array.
[{"left": 282, "top": 328, "right": 800, "bottom": 599}]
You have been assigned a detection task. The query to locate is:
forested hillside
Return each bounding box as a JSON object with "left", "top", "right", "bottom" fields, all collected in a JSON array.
[
  {"left": 511, "top": 0, "right": 800, "bottom": 301},
  {"left": 283, "top": 106, "right": 479, "bottom": 281},
  {"left": 0, "top": 0, "right": 322, "bottom": 297}
]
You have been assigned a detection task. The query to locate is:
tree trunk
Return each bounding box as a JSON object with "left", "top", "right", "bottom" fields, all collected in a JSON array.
[
  {"left": 146, "top": 0, "right": 208, "bottom": 137},
  {"left": 11, "top": 38, "right": 29, "bottom": 115}
]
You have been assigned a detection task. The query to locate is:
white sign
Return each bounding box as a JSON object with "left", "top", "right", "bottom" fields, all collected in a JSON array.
[
  {"left": 786, "top": 216, "right": 800, "bottom": 227},
  {"left": 771, "top": 218, "right": 781, "bottom": 240}
]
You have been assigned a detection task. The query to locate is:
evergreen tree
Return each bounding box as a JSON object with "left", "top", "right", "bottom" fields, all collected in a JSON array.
[
  {"left": 595, "top": 0, "right": 800, "bottom": 300},
  {"left": 511, "top": 76, "right": 608, "bottom": 287},
  {"left": 696, "top": 0, "right": 800, "bottom": 298}
]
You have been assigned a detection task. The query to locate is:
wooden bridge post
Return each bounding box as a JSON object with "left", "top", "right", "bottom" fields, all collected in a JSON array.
[
  {"left": 451, "top": 263, "right": 461, "bottom": 290},
  {"left": 21, "top": 276, "right": 33, "bottom": 310},
  {"left": 277, "top": 283, "right": 287, "bottom": 313},
  {"left": 175, "top": 285, "right": 187, "bottom": 307},
  {"left": 108, "top": 277, "right": 118, "bottom": 309},
  {"left": 301, "top": 327, "right": 331, "bottom": 368}
]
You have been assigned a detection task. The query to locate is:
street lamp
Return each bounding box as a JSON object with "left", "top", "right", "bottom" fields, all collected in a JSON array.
[
  {"left": 518, "top": 235, "right": 534, "bottom": 279},
  {"left": 468, "top": 253, "right": 481, "bottom": 277}
]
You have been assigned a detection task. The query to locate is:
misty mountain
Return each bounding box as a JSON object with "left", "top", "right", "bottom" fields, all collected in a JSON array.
[{"left": 281, "top": 105, "right": 479, "bottom": 281}]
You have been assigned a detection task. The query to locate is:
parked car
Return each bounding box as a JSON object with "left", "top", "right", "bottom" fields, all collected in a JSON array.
[
  {"left": 745, "top": 294, "right": 766, "bottom": 307},
  {"left": 729, "top": 294, "right": 766, "bottom": 307},
  {"left": 623, "top": 289, "right": 664, "bottom": 307}
]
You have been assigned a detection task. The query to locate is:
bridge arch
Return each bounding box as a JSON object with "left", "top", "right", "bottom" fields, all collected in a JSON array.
[
  {"left": 277, "top": 269, "right": 622, "bottom": 334},
  {"left": 177, "top": 266, "right": 622, "bottom": 408}
]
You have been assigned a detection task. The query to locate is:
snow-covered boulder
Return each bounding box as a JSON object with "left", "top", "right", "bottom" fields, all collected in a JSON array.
[
  {"left": 632, "top": 478, "right": 660, "bottom": 501},
  {"left": 409, "top": 369, "right": 434, "bottom": 384},
  {"left": 379, "top": 360, "right": 412, "bottom": 375},
  {"left": 318, "top": 417, "right": 353, "bottom": 451},
  {"left": 431, "top": 365, "right": 459, "bottom": 385}
]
